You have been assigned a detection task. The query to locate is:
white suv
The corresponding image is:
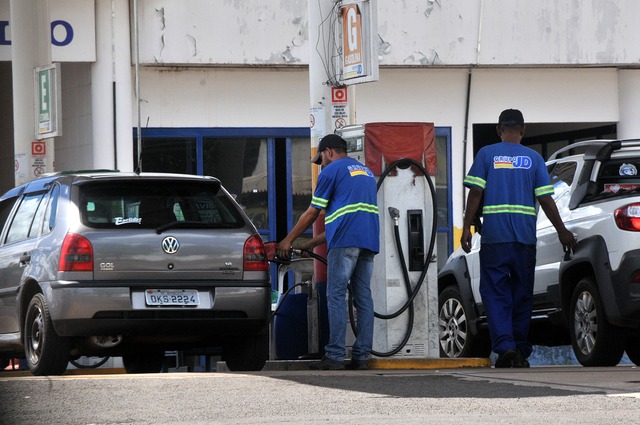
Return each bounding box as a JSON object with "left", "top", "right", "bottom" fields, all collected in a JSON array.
[{"left": 438, "top": 139, "right": 640, "bottom": 366}]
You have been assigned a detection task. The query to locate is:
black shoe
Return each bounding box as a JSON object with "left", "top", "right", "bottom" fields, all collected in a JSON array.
[
  {"left": 309, "top": 356, "right": 345, "bottom": 370},
  {"left": 494, "top": 349, "right": 517, "bottom": 368},
  {"left": 513, "top": 350, "right": 530, "bottom": 368},
  {"left": 348, "top": 359, "right": 369, "bottom": 370}
]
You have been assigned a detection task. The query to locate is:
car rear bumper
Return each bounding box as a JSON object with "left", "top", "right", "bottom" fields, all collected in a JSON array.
[{"left": 43, "top": 281, "right": 271, "bottom": 337}]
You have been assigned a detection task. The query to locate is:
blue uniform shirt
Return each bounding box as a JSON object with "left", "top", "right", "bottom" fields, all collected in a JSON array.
[
  {"left": 311, "top": 157, "right": 380, "bottom": 252},
  {"left": 464, "top": 142, "right": 554, "bottom": 245}
]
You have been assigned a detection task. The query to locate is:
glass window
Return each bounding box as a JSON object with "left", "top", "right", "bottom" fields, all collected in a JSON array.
[
  {"left": 203, "top": 138, "right": 268, "bottom": 230},
  {"left": 41, "top": 184, "right": 59, "bottom": 235},
  {"left": 0, "top": 196, "right": 18, "bottom": 239},
  {"left": 598, "top": 159, "right": 640, "bottom": 194},
  {"left": 5, "top": 193, "right": 47, "bottom": 244},
  {"left": 140, "top": 138, "right": 197, "bottom": 174},
  {"left": 291, "top": 138, "right": 312, "bottom": 225},
  {"left": 435, "top": 134, "right": 450, "bottom": 270},
  {"left": 79, "top": 180, "right": 244, "bottom": 229}
]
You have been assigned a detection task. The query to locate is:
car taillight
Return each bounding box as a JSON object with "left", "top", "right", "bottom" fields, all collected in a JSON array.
[
  {"left": 59, "top": 233, "right": 94, "bottom": 272},
  {"left": 614, "top": 203, "right": 640, "bottom": 231},
  {"left": 243, "top": 234, "right": 269, "bottom": 271}
]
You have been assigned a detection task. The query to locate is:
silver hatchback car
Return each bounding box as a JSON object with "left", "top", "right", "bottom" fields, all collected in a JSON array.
[{"left": 0, "top": 171, "right": 271, "bottom": 375}]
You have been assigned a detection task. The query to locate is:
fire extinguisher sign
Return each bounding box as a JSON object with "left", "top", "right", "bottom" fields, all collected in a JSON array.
[
  {"left": 331, "top": 87, "right": 349, "bottom": 130},
  {"left": 32, "top": 141, "right": 46, "bottom": 156},
  {"left": 332, "top": 87, "right": 347, "bottom": 103}
]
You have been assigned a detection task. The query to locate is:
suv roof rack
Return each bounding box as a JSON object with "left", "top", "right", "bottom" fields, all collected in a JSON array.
[{"left": 549, "top": 139, "right": 640, "bottom": 161}]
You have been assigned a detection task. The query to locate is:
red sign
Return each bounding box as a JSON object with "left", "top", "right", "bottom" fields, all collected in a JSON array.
[
  {"left": 332, "top": 87, "right": 347, "bottom": 103},
  {"left": 32, "top": 141, "right": 46, "bottom": 156}
]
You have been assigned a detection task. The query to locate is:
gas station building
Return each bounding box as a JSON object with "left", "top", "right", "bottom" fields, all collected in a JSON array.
[{"left": 2, "top": 0, "right": 640, "bottom": 267}]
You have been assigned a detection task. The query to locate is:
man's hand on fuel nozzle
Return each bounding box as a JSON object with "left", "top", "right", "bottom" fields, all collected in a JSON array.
[{"left": 276, "top": 240, "right": 293, "bottom": 260}]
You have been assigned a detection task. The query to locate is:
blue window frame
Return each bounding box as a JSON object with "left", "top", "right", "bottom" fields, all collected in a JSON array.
[{"left": 135, "top": 125, "right": 454, "bottom": 270}]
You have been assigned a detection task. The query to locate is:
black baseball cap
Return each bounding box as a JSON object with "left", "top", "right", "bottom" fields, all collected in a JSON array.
[
  {"left": 498, "top": 109, "right": 525, "bottom": 126},
  {"left": 311, "top": 134, "right": 347, "bottom": 164}
]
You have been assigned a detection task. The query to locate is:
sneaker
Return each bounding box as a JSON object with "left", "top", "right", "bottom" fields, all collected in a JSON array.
[
  {"left": 494, "top": 349, "right": 517, "bottom": 368},
  {"left": 348, "top": 359, "right": 369, "bottom": 370},
  {"left": 309, "top": 355, "right": 345, "bottom": 370},
  {"left": 513, "top": 350, "right": 531, "bottom": 368}
]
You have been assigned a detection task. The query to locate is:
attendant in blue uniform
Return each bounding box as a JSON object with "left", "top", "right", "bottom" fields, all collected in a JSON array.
[
  {"left": 277, "top": 134, "right": 380, "bottom": 370},
  {"left": 461, "top": 109, "right": 576, "bottom": 368}
]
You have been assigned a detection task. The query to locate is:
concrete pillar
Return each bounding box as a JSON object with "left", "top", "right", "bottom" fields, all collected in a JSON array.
[
  {"left": 91, "top": 0, "right": 133, "bottom": 172},
  {"left": 90, "top": 0, "right": 115, "bottom": 170},
  {"left": 11, "top": 0, "right": 51, "bottom": 185},
  {"left": 113, "top": 0, "right": 133, "bottom": 172},
  {"left": 618, "top": 70, "right": 640, "bottom": 139}
]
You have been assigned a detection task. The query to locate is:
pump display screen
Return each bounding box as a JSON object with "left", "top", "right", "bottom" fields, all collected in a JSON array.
[{"left": 346, "top": 136, "right": 363, "bottom": 153}]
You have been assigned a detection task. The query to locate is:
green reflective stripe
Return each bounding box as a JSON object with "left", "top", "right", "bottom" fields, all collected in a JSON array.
[
  {"left": 483, "top": 204, "right": 537, "bottom": 216},
  {"left": 312, "top": 195, "right": 328, "bottom": 208},
  {"left": 325, "top": 203, "right": 379, "bottom": 224},
  {"left": 535, "top": 185, "right": 554, "bottom": 197},
  {"left": 464, "top": 175, "right": 486, "bottom": 189}
]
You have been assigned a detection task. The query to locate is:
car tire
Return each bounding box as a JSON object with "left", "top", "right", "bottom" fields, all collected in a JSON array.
[
  {"left": 438, "top": 286, "right": 491, "bottom": 358},
  {"left": 24, "top": 293, "right": 70, "bottom": 376},
  {"left": 569, "top": 277, "right": 625, "bottom": 366},
  {"left": 624, "top": 337, "right": 640, "bottom": 366},
  {"left": 122, "top": 349, "right": 165, "bottom": 373},
  {"left": 224, "top": 333, "right": 269, "bottom": 371}
]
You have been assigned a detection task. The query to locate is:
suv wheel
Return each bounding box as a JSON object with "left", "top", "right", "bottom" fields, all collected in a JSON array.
[
  {"left": 224, "top": 333, "right": 268, "bottom": 371},
  {"left": 570, "top": 277, "right": 625, "bottom": 366},
  {"left": 122, "top": 349, "right": 165, "bottom": 373},
  {"left": 24, "top": 293, "right": 70, "bottom": 375},
  {"left": 438, "top": 286, "right": 490, "bottom": 358}
]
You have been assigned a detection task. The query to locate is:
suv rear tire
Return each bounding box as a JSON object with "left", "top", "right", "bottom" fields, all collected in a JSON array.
[
  {"left": 438, "top": 286, "right": 491, "bottom": 358},
  {"left": 24, "top": 293, "right": 70, "bottom": 376},
  {"left": 569, "top": 277, "right": 625, "bottom": 366}
]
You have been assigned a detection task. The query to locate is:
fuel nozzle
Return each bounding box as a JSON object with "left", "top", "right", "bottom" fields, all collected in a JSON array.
[{"left": 388, "top": 207, "right": 400, "bottom": 226}]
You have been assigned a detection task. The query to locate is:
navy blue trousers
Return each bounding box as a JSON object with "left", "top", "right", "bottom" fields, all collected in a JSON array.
[{"left": 479, "top": 243, "right": 536, "bottom": 357}]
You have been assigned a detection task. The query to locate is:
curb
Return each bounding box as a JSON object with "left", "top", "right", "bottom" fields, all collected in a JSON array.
[{"left": 217, "top": 357, "right": 491, "bottom": 372}]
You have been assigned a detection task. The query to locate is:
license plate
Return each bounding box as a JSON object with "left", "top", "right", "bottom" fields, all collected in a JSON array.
[{"left": 144, "top": 289, "right": 200, "bottom": 306}]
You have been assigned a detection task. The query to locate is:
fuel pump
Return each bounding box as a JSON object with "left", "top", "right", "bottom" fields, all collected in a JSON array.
[{"left": 337, "top": 123, "right": 440, "bottom": 359}]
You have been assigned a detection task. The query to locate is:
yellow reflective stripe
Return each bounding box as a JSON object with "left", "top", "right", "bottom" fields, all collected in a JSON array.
[
  {"left": 464, "top": 175, "right": 486, "bottom": 189},
  {"left": 325, "top": 203, "right": 379, "bottom": 224},
  {"left": 483, "top": 204, "right": 537, "bottom": 216},
  {"left": 535, "top": 185, "right": 554, "bottom": 197},
  {"left": 312, "top": 195, "right": 328, "bottom": 208}
]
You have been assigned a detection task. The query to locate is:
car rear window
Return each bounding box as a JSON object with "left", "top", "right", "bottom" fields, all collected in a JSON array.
[
  {"left": 78, "top": 180, "right": 245, "bottom": 229},
  {"left": 598, "top": 159, "right": 640, "bottom": 194}
]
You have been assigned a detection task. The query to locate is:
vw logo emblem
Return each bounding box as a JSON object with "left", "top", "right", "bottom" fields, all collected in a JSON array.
[{"left": 162, "top": 236, "right": 180, "bottom": 254}]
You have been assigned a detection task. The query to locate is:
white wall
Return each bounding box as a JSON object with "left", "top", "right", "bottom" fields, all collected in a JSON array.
[
  {"left": 137, "top": 0, "right": 640, "bottom": 66},
  {"left": 137, "top": 0, "right": 308, "bottom": 65},
  {"left": 139, "top": 67, "right": 310, "bottom": 128}
]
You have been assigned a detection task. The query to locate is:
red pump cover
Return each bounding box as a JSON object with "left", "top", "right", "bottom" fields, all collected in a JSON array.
[{"left": 364, "top": 122, "right": 437, "bottom": 176}]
